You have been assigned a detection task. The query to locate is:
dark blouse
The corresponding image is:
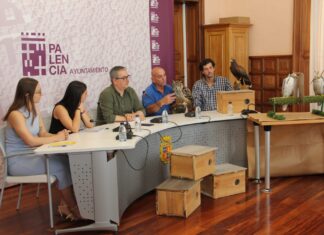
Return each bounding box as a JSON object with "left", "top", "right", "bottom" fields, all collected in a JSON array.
[{"left": 49, "top": 104, "right": 75, "bottom": 134}]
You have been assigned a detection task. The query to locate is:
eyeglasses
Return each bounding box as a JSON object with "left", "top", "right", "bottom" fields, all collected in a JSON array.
[
  {"left": 115, "top": 75, "right": 131, "bottom": 80},
  {"left": 153, "top": 74, "right": 166, "bottom": 79}
]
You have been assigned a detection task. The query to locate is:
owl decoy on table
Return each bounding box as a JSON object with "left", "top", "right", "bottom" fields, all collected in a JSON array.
[
  {"left": 281, "top": 73, "right": 299, "bottom": 111},
  {"left": 230, "top": 58, "right": 252, "bottom": 90},
  {"left": 312, "top": 71, "right": 324, "bottom": 108},
  {"left": 312, "top": 71, "right": 324, "bottom": 95}
]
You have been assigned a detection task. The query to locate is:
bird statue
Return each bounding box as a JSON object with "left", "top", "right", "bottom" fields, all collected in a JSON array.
[
  {"left": 312, "top": 71, "right": 324, "bottom": 95},
  {"left": 312, "top": 71, "right": 324, "bottom": 109},
  {"left": 230, "top": 58, "right": 252, "bottom": 90},
  {"left": 281, "top": 73, "right": 299, "bottom": 111},
  {"left": 171, "top": 80, "right": 193, "bottom": 113}
]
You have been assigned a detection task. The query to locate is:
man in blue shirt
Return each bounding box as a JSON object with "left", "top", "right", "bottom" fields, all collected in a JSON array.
[{"left": 142, "top": 67, "right": 176, "bottom": 116}]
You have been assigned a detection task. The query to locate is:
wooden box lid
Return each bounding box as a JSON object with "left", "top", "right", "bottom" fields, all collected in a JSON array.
[
  {"left": 213, "top": 163, "right": 246, "bottom": 176},
  {"left": 171, "top": 145, "right": 217, "bottom": 157},
  {"left": 156, "top": 178, "right": 199, "bottom": 191},
  {"left": 217, "top": 90, "right": 254, "bottom": 95}
]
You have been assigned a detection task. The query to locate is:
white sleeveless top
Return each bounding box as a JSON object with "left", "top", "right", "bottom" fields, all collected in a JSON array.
[{"left": 5, "top": 107, "right": 39, "bottom": 155}]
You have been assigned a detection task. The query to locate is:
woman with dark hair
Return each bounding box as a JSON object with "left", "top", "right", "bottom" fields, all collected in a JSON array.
[
  {"left": 3, "top": 77, "right": 81, "bottom": 220},
  {"left": 49, "top": 80, "right": 93, "bottom": 134}
]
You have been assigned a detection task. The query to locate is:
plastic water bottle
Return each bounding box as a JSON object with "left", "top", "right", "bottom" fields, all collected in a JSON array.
[
  {"left": 162, "top": 109, "right": 168, "bottom": 123},
  {"left": 195, "top": 106, "right": 201, "bottom": 119},
  {"left": 134, "top": 115, "right": 141, "bottom": 132},
  {"left": 118, "top": 123, "right": 127, "bottom": 141},
  {"left": 227, "top": 101, "right": 233, "bottom": 116}
]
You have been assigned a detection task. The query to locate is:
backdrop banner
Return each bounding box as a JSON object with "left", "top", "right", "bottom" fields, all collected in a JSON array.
[
  {"left": 0, "top": 0, "right": 174, "bottom": 125},
  {"left": 0, "top": 0, "right": 174, "bottom": 182},
  {"left": 149, "top": 0, "right": 174, "bottom": 85}
]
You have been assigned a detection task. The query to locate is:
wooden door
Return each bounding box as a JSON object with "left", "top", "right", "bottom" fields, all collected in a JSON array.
[
  {"left": 174, "top": 4, "right": 184, "bottom": 82},
  {"left": 174, "top": 0, "right": 204, "bottom": 90}
]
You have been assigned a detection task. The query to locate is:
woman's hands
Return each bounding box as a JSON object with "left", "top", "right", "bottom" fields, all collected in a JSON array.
[
  {"left": 78, "top": 103, "right": 85, "bottom": 113},
  {"left": 78, "top": 103, "right": 94, "bottom": 128},
  {"left": 56, "top": 129, "right": 69, "bottom": 141}
]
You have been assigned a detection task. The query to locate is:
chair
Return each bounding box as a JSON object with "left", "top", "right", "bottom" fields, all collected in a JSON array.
[{"left": 0, "top": 125, "right": 56, "bottom": 228}]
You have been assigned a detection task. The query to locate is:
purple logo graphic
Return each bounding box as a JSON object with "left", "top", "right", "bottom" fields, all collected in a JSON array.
[
  {"left": 150, "top": 12, "right": 159, "bottom": 23},
  {"left": 21, "top": 32, "right": 46, "bottom": 76},
  {"left": 21, "top": 32, "right": 108, "bottom": 77},
  {"left": 150, "top": 0, "right": 159, "bottom": 9},
  {"left": 48, "top": 43, "right": 69, "bottom": 75}
]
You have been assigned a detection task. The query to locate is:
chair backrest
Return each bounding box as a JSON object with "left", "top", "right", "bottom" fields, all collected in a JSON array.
[{"left": 0, "top": 125, "right": 6, "bottom": 158}]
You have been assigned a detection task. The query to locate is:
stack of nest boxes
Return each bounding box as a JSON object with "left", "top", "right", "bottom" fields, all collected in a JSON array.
[{"left": 156, "top": 145, "right": 246, "bottom": 218}]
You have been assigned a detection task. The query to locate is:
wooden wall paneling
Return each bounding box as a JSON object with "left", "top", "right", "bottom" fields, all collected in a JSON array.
[
  {"left": 251, "top": 75, "right": 261, "bottom": 89},
  {"left": 250, "top": 59, "right": 262, "bottom": 73},
  {"left": 249, "top": 57, "right": 263, "bottom": 112},
  {"left": 263, "top": 75, "right": 276, "bottom": 89},
  {"left": 263, "top": 58, "right": 276, "bottom": 74},
  {"left": 249, "top": 55, "right": 293, "bottom": 112},
  {"left": 278, "top": 57, "right": 292, "bottom": 75}
]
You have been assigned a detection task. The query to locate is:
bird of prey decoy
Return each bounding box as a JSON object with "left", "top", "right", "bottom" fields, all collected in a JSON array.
[
  {"left": 230, "top": 59, "right": 252, "bottom": 90},
  {"left": 312, "top": 71, "right": 324, "bottom": 108},
  {"left": 281, "top": 73, "right": 298, "bottom": 111},
  {"left": 312, "top": 71, "right": 324, "bottom": 95}
]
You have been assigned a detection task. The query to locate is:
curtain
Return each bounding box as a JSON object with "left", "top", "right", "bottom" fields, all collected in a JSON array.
[{"left": 310, "top": 0, "right": 324, "bottom": 109}]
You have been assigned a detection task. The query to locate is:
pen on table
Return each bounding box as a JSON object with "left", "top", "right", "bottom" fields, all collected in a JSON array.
[{"left": 48, "top": 144, "right": 67, "bottom": 148}]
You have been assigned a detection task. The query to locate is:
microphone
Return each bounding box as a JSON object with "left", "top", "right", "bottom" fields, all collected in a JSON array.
[
  {"left": 150, "top": 117, "right": 163, "bottom": 123},
  {"left": 184, "top": 111, "right": 195, "bottom": 117},
  {"left": 114, "top": 121, "right": 133, "bottom": 139},
  {"left": 241, "top": 103, "right": 257, "bottom": 115},
  {"left": 122, "top": 117, "right": 133, "bottom": 139}
]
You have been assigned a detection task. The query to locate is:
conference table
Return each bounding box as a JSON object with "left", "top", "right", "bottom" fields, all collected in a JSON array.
[{"left": 35, "top": 111, "right": 247, "bottom": 234}]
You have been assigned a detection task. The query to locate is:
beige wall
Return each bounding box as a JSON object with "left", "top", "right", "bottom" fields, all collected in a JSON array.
[{"left": 204, "top": 0, "right": 294, "bottom": 56}]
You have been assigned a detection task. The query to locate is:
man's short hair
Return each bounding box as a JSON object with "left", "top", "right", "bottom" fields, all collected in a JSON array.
[
  {"left": 199, "top": 58, "right": 215, "bottom": 71},
  {"left": 110, "top": 66, "right": 126, "bottom": 82}
]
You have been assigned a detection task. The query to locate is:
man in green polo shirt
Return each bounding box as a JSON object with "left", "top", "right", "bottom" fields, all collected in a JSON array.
[{"left": 96, "top": 66, "right": 145, "bottom": 125}]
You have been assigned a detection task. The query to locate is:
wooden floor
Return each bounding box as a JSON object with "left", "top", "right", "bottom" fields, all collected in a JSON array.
[{"left": 0, "top": 175, "right": 323, "bottom": 235}]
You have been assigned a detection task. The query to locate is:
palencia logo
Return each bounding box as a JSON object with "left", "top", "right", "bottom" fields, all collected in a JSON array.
[
  {"left": 21, "top": 32, "right": 108, "bottom": 76},
  {"left": 21, "top": 32, "right": 69, "bottom": 76}
]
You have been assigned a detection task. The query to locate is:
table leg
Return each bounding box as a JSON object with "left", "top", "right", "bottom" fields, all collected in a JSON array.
[
  {"left": 253, "top": 122, "right": 261, "bottom": 184},
  {"left": 55, "top": 151, "right": 119, "bottom": 234},
  {"left": 262, "top": 126, "right": 272, "bottom": 193}
]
